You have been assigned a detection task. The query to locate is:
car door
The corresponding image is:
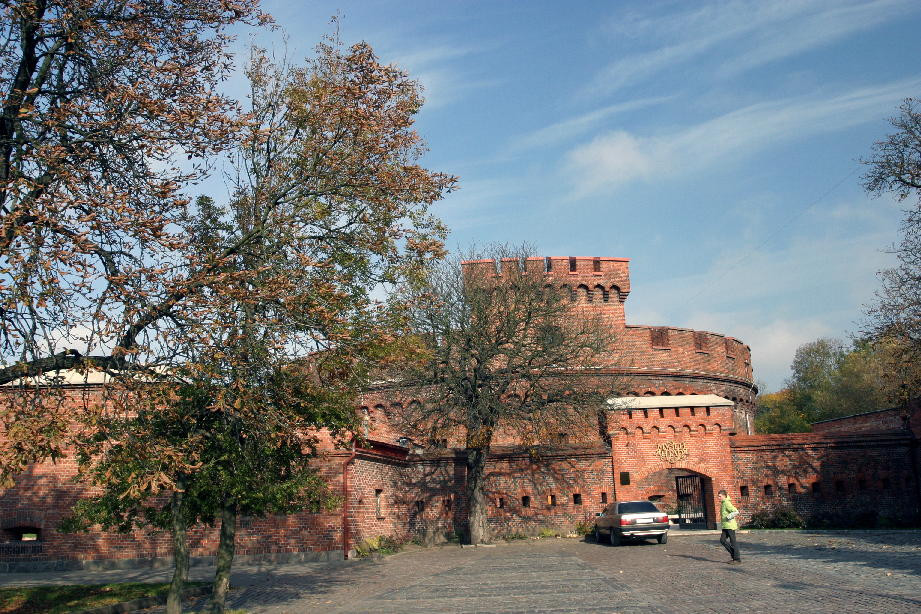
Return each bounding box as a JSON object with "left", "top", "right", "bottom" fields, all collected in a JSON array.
[{"left": 598, "top": 504, "right": 614, "bottom": 530}]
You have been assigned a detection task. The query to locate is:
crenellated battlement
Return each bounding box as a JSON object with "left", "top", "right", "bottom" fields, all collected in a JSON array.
[
  {"left": 619, "top": 325, "right": 753, "bottom": 381},
  {"left": 461, "top": 256, "right": 631, "bottom": 302}
]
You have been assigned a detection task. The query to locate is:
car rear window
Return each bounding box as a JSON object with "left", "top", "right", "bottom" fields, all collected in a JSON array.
[{"left": 618, "top": 501, "right": 659, "bottom": 514}]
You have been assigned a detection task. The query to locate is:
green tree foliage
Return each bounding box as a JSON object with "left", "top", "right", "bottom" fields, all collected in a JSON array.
[
  {"left": 756, "top": 337, "right": 901, "bottom": 433},
  {"left": 755, "top": 389, "right": 809, "bottom": 434}
]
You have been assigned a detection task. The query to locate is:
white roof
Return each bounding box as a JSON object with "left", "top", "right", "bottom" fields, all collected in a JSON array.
[
  {"left": 606, "top": 394, "right": 734, "bottom": 409},
  {"left": 2, "top": 366, "right": 170, "bottom": 387}
]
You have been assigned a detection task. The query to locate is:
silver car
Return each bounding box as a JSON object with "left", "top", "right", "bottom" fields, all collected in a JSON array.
[{"left": 594, "top": 500, "right": 669, "bottom": 546}]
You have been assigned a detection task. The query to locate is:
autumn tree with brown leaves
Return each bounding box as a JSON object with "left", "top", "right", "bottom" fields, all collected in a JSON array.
[
  {"left": 395, "top": 246, "right": 611, "bottom": 545},
  {"left": 64, "top": 38, "right": 455, "bottom": 613},
  {"left": 0, "top": 0, "right": 269, "bottom": 484}
]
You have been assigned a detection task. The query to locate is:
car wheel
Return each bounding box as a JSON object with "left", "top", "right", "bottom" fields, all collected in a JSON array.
[
  {"left": 609, "top": 530, "right": 621, "bottom": 546},
  {"left": 657, "top": 533, "right": 668, "bottom": 545}
]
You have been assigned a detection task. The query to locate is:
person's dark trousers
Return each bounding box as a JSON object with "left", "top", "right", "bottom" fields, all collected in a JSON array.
[{"left": 720, "top": 529, "right": 741, "bottom": 561}]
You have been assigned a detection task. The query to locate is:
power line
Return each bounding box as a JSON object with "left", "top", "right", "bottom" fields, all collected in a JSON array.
[{"left": 685, "top": 166, "right": 859, "bottom": 305}]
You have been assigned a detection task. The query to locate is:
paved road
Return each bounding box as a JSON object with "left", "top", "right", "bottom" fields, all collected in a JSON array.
[{"left": 4, "top": 530, "right": 921, "bottom": 613}]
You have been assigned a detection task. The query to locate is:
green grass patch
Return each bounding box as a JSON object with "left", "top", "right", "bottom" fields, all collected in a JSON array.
[{"left": 0, "top": 581, "right": 208, "bottom": 614}]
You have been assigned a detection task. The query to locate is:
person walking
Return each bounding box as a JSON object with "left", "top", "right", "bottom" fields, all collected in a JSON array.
[{"left": 718, "top": 489, "right": 741, "bottom": 564}]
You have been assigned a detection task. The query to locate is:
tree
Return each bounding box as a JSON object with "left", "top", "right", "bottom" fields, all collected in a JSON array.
[
  {"left": 755, "top": 389, "right": 809, "bottom": 433},
  {"left": 862, "top": 96, "right": 921, "bottom": 404},
  {"left": 0, "top": 0, "right": 268, "bottom": 485},
  {"left": 395, "top": 245, "right": 610, "bottom": 545},
  {"left": 786, "top": 338, "right": 846, "bottom": 423},
  {"left": 64, "top": 38, "right": 455, "bottom": 613},
  {"left": 755, "top": 337, "right": 901, "bottom": 433}
]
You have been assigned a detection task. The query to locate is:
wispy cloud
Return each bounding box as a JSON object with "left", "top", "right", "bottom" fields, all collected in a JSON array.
[
  {"left": 627, "top": 210, "right": 900, "bottom": 389},
  {"left": 588, "top": 0, "right": 917, "bottom": 97},
  {"left": 385, "top": 43, "right": 496, "bottom": 109},
  {"left": 506, "top": 96, "right": 672, "bottom": 154},
  {"left": 564, "top": 77, "right": 921, "bottom": 196}
]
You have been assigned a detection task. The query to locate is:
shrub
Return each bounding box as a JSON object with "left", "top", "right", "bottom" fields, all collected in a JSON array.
[
  {"left": 354, "top": 535, "right": 405, "bottom": 558},
  {"left": 746, "top": 507, "right": 804, "bottom": 529},
  {"left": 537, "top": 527, "right": 560, "bottom": 538}
]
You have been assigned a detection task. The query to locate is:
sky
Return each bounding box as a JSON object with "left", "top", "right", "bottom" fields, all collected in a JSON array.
[{"left": 223, "top": 0, "right": 921, "bottom": 391}]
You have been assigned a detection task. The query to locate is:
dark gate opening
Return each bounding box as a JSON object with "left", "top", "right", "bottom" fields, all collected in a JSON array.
[{"left": 675, "top": 475, "right": 707, "bottom": 527}]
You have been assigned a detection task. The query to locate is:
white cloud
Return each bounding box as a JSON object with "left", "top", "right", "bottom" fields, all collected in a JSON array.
[
  {"left": 506, "top": 96, "right": 672, "bottom": 154},
  {"left": 564, "top": 77, "right": 921, "bottom": 196},
  {"left": 719, "top": 0, "right": 916, "bottom": 77},
  {"left": 564, "top": 130, "right": 661, "bottom": 195},
  {"left": 589, "top": 0, "right": 917, "bottom": 96},
  {"left": 625, "top": 210, "right": 900, "bottom": 390},
  {"left": 386, "top": 43, "right": 494, "bottom": 109}
]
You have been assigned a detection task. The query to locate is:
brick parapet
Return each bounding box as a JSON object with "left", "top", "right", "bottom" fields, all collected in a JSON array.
[{"left": 812, "top": 406, "right": 917, "bottom": 437}]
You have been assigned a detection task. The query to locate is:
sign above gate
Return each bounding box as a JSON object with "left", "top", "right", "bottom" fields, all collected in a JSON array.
[{"left": 655, "top": 441, "right": 689, "bottom": 464}]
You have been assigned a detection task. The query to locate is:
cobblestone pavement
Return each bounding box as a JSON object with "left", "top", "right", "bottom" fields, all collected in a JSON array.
[{"left": 4, "top": 530, "right": 921, "bottom": 613}]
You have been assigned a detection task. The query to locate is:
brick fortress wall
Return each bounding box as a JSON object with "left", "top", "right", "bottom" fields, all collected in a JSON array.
[
  {"left": 4, "top": 255, "right": 919, "bottom": 569},
  {"left": 730, "top": 432, "right": 920, "bottom": 527}
]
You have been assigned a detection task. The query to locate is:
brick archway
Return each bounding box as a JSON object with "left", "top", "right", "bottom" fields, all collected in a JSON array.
[{"left": 617, "top": 466, "right": 719, "bottom": 529}]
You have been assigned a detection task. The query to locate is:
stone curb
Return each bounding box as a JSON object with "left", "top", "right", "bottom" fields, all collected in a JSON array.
[
  {"left": 745, "top": 528, "right": 921, "bottom": 534},
  {"left": 74, "top": 584, "right": 211, "bottom": 614}
]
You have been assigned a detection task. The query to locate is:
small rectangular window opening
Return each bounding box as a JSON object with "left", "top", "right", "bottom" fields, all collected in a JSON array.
[
  {"left": 881, "top": 477, "right": 891, "bottom": 489},
  {"left": 619, "top": 471, "right": 631, "bottom": 486},
  {"left": 569, "top": 256, "right": 577, "bottom": 272},
  {"left": 690, "top": 407, "right": 696, "bottom": 417},
  {"left": 694, "top": 331, "right": 708, "bottom": 352},
  {"left": 740, "top": 485, "right": 749, "bottom": 497},
  {"left": 651, "top": 328, "right": 669, "bottom": 348},
  {"left": 375, "top": 489, "right": 384, "bottom": 518},
  {"left": 497, "top": 497, "right": 505, "bottom": 509},
  {"left": 521, "top": 495, "right": 531, "bottom": 508},
  {"left": 549, "top": 494, "right": 558, "bottom": 506},
  {"left": 788, "top": 483, "right": 796, "bottom": 494},
  {"left": 812, "top": 482, "right": 821, "bottom": 495},
  {"left": 414, "top": 500, "right": 425, "bottom": 513},
  {"left": 593, "top": 257, "right": 601, "bottom": 272},
  {"left": 835, "top": 480, "right": 846, "bottom": 494},
  {"left": 444, "top": 498, "right": 452, "bottom": 511},
  {"left": 573, "top": 493, "right": 582, "bottom": 505},
  {"left": 858, "top": 478, "right": 868, "bottom": 490},
  {"left": 705, "top": 407, "right": 711, "bottom": 416},
  {"left": 658, "top": 409, "right": 664, "bottom": 418},
  {"left": 764, "top": 484, "right": 773, "bottom": 496},
  {"left": 675, "top": 408, "right": 681, "bottom": 417},
  {"left": 545, "top": 257, "right": 552, "bottom": 272},
  {"left": 600, "top": 492, "right": 608, "bottom": 504}
]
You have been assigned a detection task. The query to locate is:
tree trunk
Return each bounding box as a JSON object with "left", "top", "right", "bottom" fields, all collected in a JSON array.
[
  {"left": 208, "top": 502, "right": 237, "bottom": 614},
  {"left": 465, "top": 447, "right": 490, "bottom": 545},
  {"left": 166, "top": 480, "right": 189, "bottom": 614}
]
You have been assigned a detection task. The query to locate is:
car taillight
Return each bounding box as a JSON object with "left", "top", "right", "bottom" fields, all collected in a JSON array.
[
  {"left": 656, "top": 515, "right": 668, "bottom": 523},
  {"left": 619, "top": 518, "right": 634, "bottom": 526}
]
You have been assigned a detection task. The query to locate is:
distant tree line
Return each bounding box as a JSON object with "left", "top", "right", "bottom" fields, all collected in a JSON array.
[{"left": 755, "top": 337, "right": 910, "bottom": 433}]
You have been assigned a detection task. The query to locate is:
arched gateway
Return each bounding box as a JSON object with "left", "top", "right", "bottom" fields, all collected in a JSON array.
[{"left": 609, "top": 394, "right": 735, "bottom": 529}]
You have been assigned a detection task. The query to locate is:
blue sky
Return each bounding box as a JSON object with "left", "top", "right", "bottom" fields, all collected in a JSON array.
[{"left": 226, "top": 0, "right": 921, "bottom": 391}]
